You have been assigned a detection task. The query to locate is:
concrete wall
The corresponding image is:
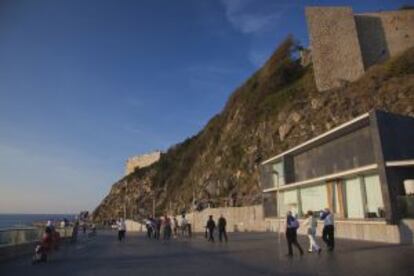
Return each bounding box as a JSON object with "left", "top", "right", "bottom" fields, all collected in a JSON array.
[
  {"left": 184, "top": 205, "right": 266, "bottom": 233},
  {"left": 125, "top": 219, "right": 145, "bottom": 232},
  {"left": 356, "top": 10, "right": 414, "bottom": 69},
  {"left": 375, "top": 111, "right": 414, "bottom": 162},
  {"left": 306, "top": 7, "right": 365, "bottom": 91},
  {"left": 265, "top": 218, "right": 414, "bottom": 244},
  {"left": 125, "top": 151, "right": 161, "bottom": 175},
  {"left": 184, "top": 204, "right": 414, "bottom": 244},
  {"left": 124, "top": 203, "right": 414, "bottom": 244}
]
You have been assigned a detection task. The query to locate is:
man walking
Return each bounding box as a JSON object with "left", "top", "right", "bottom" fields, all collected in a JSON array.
[
  {"left": 145, "top": 216, "right": 153, "bottom": 239},
  {"left": 285, "top": 211, "right": 304, "bottom": 257},
  {"left": 218, "top": 214, "right": 228, "bottom": 242},
  {"left": 180, "top": 214, "right": 188, "bottom": 238},
  {"left": 117, "top": 218, "right": 126, "bottom": 242},
  {"left": 206, "top": 215, "right": 216, "bottom": 242},
  {"left": 320, "top": 208, "right": 335, "bottom": 251}
]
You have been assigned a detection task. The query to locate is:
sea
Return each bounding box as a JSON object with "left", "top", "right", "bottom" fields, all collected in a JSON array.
[{"left": 0, "top": 214, "right": 76, "bottom": 229}]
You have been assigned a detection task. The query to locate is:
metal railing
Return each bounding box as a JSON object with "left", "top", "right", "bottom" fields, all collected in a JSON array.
[{"left": 0, "top": 227, "right": 73, "bottom": 248}]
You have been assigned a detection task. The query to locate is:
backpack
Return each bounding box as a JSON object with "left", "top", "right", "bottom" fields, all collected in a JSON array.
[{"left": 291, "top": 218, "right": 300, "bottom": 229}]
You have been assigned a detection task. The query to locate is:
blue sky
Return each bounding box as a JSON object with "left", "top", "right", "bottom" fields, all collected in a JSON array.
[{"left": 0, "top": 0, "right": 409, "bottom": 214}]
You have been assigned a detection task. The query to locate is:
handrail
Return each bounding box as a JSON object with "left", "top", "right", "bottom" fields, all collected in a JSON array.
[{"left": 0, "top": 226, "right": 73, "bottom": 248}]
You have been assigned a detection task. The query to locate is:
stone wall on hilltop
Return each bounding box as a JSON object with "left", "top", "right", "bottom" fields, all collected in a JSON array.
[{"left": 307, "top": 6, "right": 414, "bottom": 91}]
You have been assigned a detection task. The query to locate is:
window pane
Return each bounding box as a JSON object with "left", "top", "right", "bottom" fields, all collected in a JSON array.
[
  {"left": 272, "top": 162, "right": 285, "bottom": 186},
  {"left": 345, "top": 178, "right": 364, "bottom": 218},
  {"left": 364, "top": 175, "right": 384, "bottom": 218},
  {"left": 263, "top": 192, "right": 277, "bottom": 218},
  {"left": 259, "top": 164, "right": 275, "bottom": 190},
  {"left": 300, "top": 184, "right": 328, "bottom": 215},
  {"left": 280, "top": 190, "right": 298, "bottom": 216}
]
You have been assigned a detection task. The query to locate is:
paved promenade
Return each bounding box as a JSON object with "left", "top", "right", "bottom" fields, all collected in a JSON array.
[{"left": 1, "top": 231, "right": 413, "bottom": 275}]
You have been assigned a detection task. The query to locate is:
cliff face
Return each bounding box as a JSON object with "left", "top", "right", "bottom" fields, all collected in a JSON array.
[{"left": 93, "top": 38, "right": 414, "bottom": 221}]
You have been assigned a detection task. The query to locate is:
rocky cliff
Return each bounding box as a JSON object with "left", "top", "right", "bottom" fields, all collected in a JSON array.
[{"left": 93, "top": 38, "right": 414, "bottom": 221}]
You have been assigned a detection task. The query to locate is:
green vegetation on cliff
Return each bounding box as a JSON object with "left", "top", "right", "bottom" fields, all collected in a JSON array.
[{"left": 93, "top": 39, "right": 414, "bottom": 221}]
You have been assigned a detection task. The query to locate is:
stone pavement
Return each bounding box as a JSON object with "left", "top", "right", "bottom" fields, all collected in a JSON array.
[{"left": 1, "top": 231, "right": 413, "bottom": 276}]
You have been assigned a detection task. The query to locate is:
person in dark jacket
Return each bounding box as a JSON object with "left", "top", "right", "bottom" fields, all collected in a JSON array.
[
  {"left": 285, "top": 211, "right": 304, "bottom": 257},
  {"left": 320, "top": 208, "right": 335, "bottom": 251},
  {"left": 218, "top": 214, "right": 228, "bottom": 242},
  {"left": 206, "top": 215, "right": 216, "bottom": 242}
]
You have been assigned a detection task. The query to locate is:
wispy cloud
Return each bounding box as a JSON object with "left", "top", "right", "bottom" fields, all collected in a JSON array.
[
  {"left": 220, "top": 0, "right": 289, "bottom": 34},
  {"left": 248, "top": 49, "right": 270, "bottom": 67}
]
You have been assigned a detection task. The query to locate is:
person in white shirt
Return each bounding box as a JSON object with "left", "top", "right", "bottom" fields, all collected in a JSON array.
[
  {"left": 117, "top": 218, "right": 126, "bottom": 242},
  {"left": 304, "top": 210, "right": 321, "bottom": 253},
  {"left": 320, "top": 208, "right": 334, "bottom": 251},
  {"left": 180, "top": 214, "right": 188, "bottom": 237}
]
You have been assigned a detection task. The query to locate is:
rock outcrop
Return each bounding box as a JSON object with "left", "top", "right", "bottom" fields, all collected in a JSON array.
[{"left": 93, "top": 38, "right": 414, "bottom": 222}]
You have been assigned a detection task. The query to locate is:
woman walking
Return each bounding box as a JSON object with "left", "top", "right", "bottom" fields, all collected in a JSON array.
[{"left": 304, "top": 211, "right": 321, "bottom": 253}]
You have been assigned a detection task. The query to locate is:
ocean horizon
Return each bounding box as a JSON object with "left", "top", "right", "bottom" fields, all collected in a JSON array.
[{"left": 0, "top": 213, "right": 76, "bottom": 229}]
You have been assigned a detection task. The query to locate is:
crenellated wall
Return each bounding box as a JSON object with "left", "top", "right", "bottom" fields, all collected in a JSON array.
[{"left": 125, "top": 151, "right": 161, "bottom": 175}]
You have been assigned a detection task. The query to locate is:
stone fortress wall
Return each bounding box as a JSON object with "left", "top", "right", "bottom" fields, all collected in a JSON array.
[
  {"left": 125, "top": 151, "right": 161, "bottom": 175},
  {"left": 355, "top": 10, "right": 414, "bottom": 68},
  {"left": 306, "top": 7, "right": 414, "bottom": 91}
]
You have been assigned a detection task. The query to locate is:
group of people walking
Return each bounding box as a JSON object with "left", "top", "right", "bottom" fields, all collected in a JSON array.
[
  {"left": 205, "top": 214, "right": 228, "bottom": 243},
  {"left": 285, "top": 208, "right": 335, "bottom": 257},
  {"left": 116, "top": 208, "right": 335, "bottom": 257},
  {"left": 145, "top": 214, "right": 191, "bottom": 241},
  {"left": 142, "top": 213, "right": 229, "bottom": 243}
]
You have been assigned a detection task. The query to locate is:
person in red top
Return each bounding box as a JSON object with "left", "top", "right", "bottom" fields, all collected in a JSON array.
[
  {"left": 33, "top": 227, "right": 53, "bottom": 264},
  {"left": 41, "top": 226, "right": 53, "bottom": 252}
]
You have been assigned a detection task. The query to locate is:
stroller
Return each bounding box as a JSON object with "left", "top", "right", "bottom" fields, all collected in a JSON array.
[{"left": 32, "top": 244, "right": 48, "bottom": 264}]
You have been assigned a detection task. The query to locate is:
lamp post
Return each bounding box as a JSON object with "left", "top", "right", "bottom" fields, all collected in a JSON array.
[
  {"left": 152, "top": 193, "right": 156, "bottom": 218},
  {"left": 272, "top": 170, "right": 282, "bottom": 257}
]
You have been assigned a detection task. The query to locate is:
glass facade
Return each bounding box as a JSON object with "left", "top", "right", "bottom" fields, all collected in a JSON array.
[
  {"left": 263, "top": 174, "right": 385, "bottom": 220},
  {"left": 263, "top": 192, "right": 278, "bottom": 218},
  {"left": 345, "top": 177, "right": 365, "bottom": 218},
  {"left": 300, "top": 184, "right": 328, "bottom": 215},
  {"left": 279, "top": 190, "right": 298, "bottom": 216},
  {"left": 363, "top": 175, "right": 385, "bottom": 218},
  {"left": 260, "top": 161, "right": 284, "bottom": 190},
  {"left": 272, "top": 161, "right": 285, "bottom": 186}
]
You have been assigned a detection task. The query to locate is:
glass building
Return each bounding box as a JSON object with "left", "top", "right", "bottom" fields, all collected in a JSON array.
[{"left": 260, "top": 110, "right": 414, "bottom": 225}]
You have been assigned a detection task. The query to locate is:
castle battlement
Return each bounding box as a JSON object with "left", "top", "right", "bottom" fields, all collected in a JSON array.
[{"left": 125, "top": 151, "right": 161, "bottom": 175}]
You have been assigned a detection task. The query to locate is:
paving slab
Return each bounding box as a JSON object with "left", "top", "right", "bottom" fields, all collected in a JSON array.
[{"left": 0, "top": 231, "right": 413, "bottom": 276}]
